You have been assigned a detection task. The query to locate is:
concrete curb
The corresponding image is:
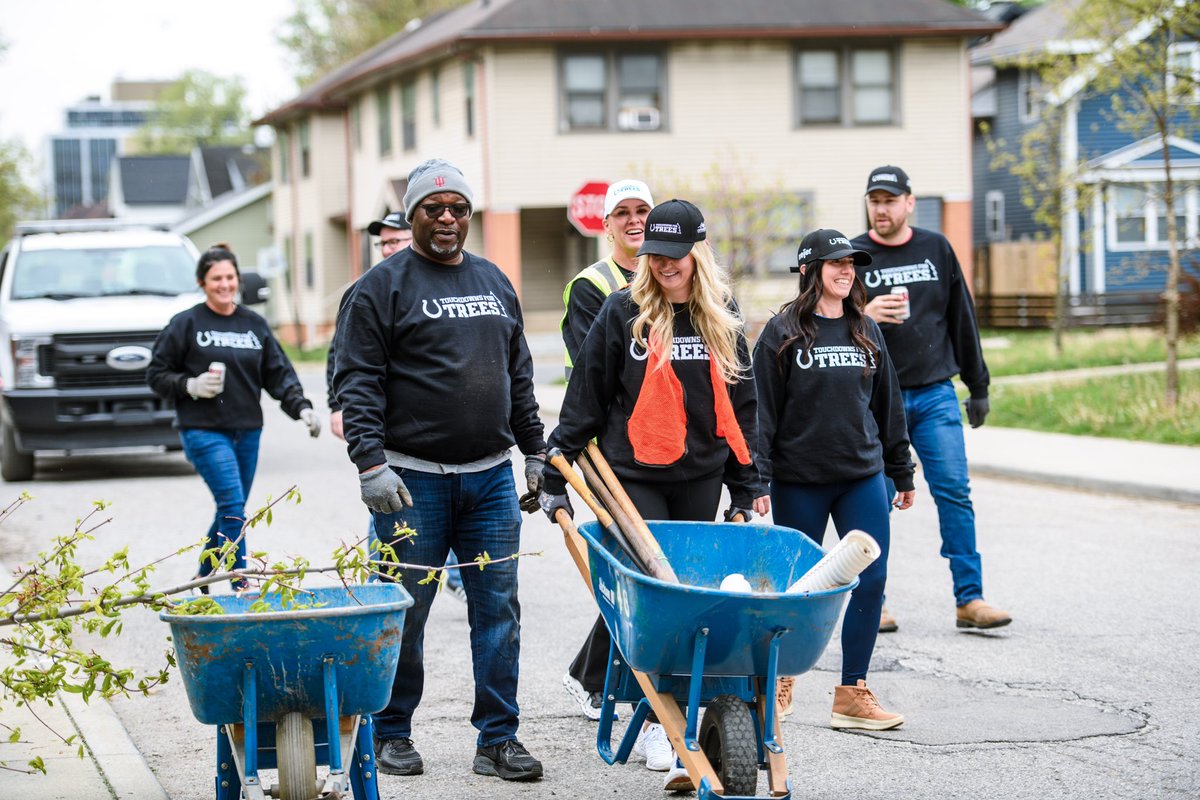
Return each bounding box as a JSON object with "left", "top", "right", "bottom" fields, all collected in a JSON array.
[
  {"left": 60, "top": 691, "right": 170, "bottom": 800},
  {"left": 966, "top": 462, "right": 1200, "bottom": 506}
]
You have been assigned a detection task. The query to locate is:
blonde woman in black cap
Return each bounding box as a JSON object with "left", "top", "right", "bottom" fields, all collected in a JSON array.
[
  {"left": 752, "top": 228, "right": 914, "bottom": 730},
  {"left": 540, "top": 199, "right": 768, "bottom": 791}
]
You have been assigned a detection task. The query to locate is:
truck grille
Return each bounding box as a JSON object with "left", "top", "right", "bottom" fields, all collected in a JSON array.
[{"left": 43, "top": 331, "right": 160, "bottom": 390}]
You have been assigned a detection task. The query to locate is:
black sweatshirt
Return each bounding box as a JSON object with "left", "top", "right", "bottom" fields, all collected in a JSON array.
[
  {"left": 147, "top": 303, "right": 312, "bottom": 429},
  {"left": 850, "top": 227, "right": 990, "bottom": 398},
  {"left": 753, "top": 314, "right": 913, "bottom": 491},
  {"left": 547, "top": 289, "right": 763, "bottom": 507},
  {"left": 333, "top": 248, "right": 545, "bottom": 472},
  {"left": 561, "top": 260, "right": 634, "bottom": 369}
]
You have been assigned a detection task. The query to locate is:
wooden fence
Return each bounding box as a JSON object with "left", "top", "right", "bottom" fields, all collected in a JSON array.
[{"left": 975, "top": 292, "right": 1165, "bottom": 328}]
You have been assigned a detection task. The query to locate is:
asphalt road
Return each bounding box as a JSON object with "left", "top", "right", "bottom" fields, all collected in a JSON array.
[{"left": 1, "top": 371, "right": 1197, "bottom": 800}]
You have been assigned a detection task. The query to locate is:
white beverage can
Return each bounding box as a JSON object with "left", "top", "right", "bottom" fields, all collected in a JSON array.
[
  {"left": 208, "top": 361, "right": 226, "bottom": 391},
  {"left": 890, "top": 285, "right": 910, "bottom": 321}
]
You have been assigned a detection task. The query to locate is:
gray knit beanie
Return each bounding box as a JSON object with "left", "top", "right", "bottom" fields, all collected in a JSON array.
[{"left": 403, "top": 159, "right": 474, "bottom": 221}]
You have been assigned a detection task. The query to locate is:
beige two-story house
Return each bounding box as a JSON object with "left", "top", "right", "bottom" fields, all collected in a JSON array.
[{"left": 258, "top": 0, "right": 999, "bottom": 342}]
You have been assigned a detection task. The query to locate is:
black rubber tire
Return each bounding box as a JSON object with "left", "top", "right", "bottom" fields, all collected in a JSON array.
[
  {"left": 699, "top": 694, "right": 758, "bottom": 796},
  {"left": 1, "top": 421, "right": 34, "bottom": 482},
  {"left": 276, "top": 712, "right": 317, "bottom": 800}
]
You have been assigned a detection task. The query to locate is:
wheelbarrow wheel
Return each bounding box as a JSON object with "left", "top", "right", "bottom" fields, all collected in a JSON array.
[
  {"left": 700, "top": 694, "right": 758, "bottom": 796},
  {"left": 276, "top": 712, "right": 318, "bottom": 800}
]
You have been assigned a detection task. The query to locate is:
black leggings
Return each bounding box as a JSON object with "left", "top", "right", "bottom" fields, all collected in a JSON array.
[{"left": 569, "top": 474, "right": 723, "bottom": 692}]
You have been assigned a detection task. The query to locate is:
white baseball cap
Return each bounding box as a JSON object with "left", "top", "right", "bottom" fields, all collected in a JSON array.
[{"left": 603, "top": 179, "right": 654, "bottom": 217}]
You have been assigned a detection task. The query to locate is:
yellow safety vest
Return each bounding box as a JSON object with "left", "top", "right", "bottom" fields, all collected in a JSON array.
[{"left": 561, "top": 257, "right": 628, "bottom": 378}]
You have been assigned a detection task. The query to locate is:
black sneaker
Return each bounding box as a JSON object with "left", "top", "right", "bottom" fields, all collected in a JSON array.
[
  {"left": 377, "top": 737, "right": 424, "bottom": 775},
  {"left": 473, "top": 739, "right": 543, "bottom": 781}
]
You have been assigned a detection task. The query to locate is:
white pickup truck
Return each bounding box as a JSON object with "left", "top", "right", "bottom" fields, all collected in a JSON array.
[{"left": 0, "top": 222, "right": 266, "bottom": 481}]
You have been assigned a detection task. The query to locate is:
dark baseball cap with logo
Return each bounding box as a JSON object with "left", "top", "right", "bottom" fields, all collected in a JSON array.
[
  {"left": 793, "top": 228, "right": 873, "bottom": 273},
  {"left": 865, "top": 165, "right": 912, "bottom": 196},
  {"left": 367, "top": 211, "right": 412, "bottom": 236},
  {"left": 636, "top": 199, "right": 707, "bottom": 259}
]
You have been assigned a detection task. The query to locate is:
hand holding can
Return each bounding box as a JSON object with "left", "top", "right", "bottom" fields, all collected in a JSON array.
[
  {"left": 208, "top": 362, "right": 226, "bottom": 395},
  {"left": 890, "top": 286, "right": 910, "bottom": 322}
]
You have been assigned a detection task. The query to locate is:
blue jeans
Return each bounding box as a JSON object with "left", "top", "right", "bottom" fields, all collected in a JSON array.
[
  {"left": 179, "top": 428, "right": 262, "bottom": 578},
  {"left": 772, "top": 473, "right": 890, "bottom": 686},
  {"left": 889, "top": 380, "right": 984, "bottom": 606},
  {"left": 371, "top": 461, "right": 523, "bottom": 747}
]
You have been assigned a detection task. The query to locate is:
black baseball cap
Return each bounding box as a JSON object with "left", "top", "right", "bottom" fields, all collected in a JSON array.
[
  {"left": 865, "top": 165, "right": 912, "bottom": 196},
  {"left": 636, "top": 199, "right": 707, "bottom": 259},
  {"left": 367, "top": 211, "right": 411, "bottom": 235},
  {"left": 793, "top": 228, "right": 872, "bottom": 273}
]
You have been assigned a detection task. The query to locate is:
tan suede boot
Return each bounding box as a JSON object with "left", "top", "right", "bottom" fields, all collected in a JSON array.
[
  {"left": 878, "top": 605, "right": 898, "bottom": 633},
  {"left": 775, "top": 676, "right": 795, "bottom": 718},
  {"left": 830, "top": 680, "right": 904, "bottom": 730},
  {"left": 956, "top": 599, "right": 1013, "bottom": 629}
]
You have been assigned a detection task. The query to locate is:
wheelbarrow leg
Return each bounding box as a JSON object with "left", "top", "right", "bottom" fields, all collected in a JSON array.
[
  {"left": 215, "top": 725, "right": 241, "bottom": 800},
  {"left": 756, "top": 684, "right": 792, "bottom": 798},
  {"left": 349, "top": 715, "right": 381, "bottom": 800},
  {"left": 629, "top": 669, "right": 725, "bottom": 795}
]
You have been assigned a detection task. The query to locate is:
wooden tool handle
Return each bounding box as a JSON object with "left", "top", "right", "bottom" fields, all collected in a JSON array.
[
  {"left": 583, "top": 443, "right": 679, "bottom": 584},
  {"left": 548, "top": 449, "right": 614, "bottom": 528}
]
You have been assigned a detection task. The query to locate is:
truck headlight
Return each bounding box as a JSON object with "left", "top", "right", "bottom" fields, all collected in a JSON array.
[{"left": 11, "top": 336, "right": 54, "bottom": 389}]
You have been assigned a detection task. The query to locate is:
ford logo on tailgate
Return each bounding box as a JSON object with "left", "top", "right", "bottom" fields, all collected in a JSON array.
[{"left": 106, "top": 345, "right": 153, "bottom": 371}]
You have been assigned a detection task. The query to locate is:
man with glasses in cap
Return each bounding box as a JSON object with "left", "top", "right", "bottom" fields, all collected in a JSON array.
[
  {"left": 334, "top": 158, "right": 547, "bottom": 782},
  {"left": 851, "top": 165, "right": 1011, "bottom": 634}
]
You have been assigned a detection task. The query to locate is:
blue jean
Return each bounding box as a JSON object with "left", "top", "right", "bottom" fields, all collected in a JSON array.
[
  {"left": 179, "top": 427, "right": 262, "bottom": 578},
  {"left": 889, "top": 379, "right": 984, "bottom": 606},
  {"left": 771, "top": 473, "right": 890, "bottom": 686},
  {"left": 371, "top": 461, "right": 523, "bottom": 746}
]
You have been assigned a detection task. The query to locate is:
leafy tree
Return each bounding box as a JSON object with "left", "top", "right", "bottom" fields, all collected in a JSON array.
[
  {"left": 279, "top": 0, "right": 469, "bottom": 86},
  {"left": 0, "top": 140, "right": 42, "bottom": 239},
  {"left": 133, "top": 70, "right": 255, "bottom": 154}
]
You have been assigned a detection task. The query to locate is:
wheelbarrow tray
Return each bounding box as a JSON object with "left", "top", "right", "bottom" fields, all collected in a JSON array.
[
  {"left": 163, "top": 583, "right": 413, "bottom": 726},
  {"left": 577, "top": 520, "right": 853, "bottom": 678}
]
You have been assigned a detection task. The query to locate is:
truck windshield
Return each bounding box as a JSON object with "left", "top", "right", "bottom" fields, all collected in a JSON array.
[{"left": 12, "top": 245, "right": 198, "bottom": 300}]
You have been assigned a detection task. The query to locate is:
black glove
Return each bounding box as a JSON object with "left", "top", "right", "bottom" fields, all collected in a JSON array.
[
  {"left": 723, "top": 506, "right": 753, "bottom": 523},
  {"left": 964, "top": 396, "right": 990, "bottom": 429},
  {"left": 518, "top": 452, "right": 548, "bottom": 514},
  {"left": 538, "top": 490, "right": 574, "bottom": 523}
]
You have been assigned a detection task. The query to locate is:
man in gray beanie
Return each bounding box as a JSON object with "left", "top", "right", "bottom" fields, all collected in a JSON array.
[
  {"left": 403, "top": 158, "right": 475, "bottom": 222},
  {"left": 334, "top": 157, "right": 547, "bottom": 781}
]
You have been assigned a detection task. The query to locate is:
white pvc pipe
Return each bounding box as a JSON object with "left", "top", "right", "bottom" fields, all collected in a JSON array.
[{"left": 785, "top": 530, "right": 880, "bottom": 594}]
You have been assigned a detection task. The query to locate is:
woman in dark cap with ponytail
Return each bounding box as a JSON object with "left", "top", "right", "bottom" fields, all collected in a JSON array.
[
  {"left": 752, "top": 228, "right": 914, "bottom": 730},
  {"left": 148, "top": 243, "right": 319, "bottom": 591}
]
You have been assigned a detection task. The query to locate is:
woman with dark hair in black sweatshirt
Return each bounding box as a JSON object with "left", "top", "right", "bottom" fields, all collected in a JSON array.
[{"left": 753, "top": 228, "right": 914, "bottom": 731}]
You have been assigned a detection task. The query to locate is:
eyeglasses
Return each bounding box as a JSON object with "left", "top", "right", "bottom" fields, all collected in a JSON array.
[
  {"left": 420, "top": 202, "right": 472, "bottom": 220},
  {"left": 374, "top": 238, "right": 410, "bottom": 249}
]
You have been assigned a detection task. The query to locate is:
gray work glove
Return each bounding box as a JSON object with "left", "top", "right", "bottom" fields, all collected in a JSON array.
[
  {"left": 964, "top": 396, "right": 990, "bottom": 429},
  {"left": 723, "top": 506, "right": 753, "bottom": 523},
  {"left": 359, "top": 465, "right": 413, "bottom": 513},
  {"left": 538, "top": 490, "right": 573, "bottom": 523},
  {"left": 299, "top": 408, "right": 321, "bottom": 438},
  {"left": 185, "top": 372, "right": 223, "bottom": 399},
  {"left": 519, "top": 452, "right": 547, "bottom": 514}
]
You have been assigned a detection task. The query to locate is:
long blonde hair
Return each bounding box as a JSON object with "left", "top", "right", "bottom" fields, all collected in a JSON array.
[{"left": 629, "top": 239, "right": 746, "bottom": 383}]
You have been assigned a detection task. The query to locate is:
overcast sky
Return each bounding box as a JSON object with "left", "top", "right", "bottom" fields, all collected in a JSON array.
[{"left": 0, "top": 0, "right": 301, "bottom": 161}]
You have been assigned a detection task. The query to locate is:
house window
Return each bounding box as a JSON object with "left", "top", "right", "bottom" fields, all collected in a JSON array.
[
  {"left": 464, "top": 61, "right": 476, "bottom": 138},
  {"left": 914, "top": 197, "right": 943, "bottom": 233},
  {"left": 431, "top": 68, "right": 441, "bottom": 126},
  {"left": 764, "top": 194, "right": 814, "bottom": 274},
  {"left": 376, "top": 85, "right": 392, "bottom": 156},
  {"left": 298, "top": 120, "right": 311, "bottom": 178},
  {"left": 277, "top": 129, "right": 290, "bottom": 183},
  {"left": 1155, "top": 187, "right": 1188, "bottom": 245},
  {"left": 559, "top": 50, "right": 665, "bottom": 132},
  {"left": 303, "top": 232, "right": 314, "bottom": 289},
  {"left": 401, "top": 79, "right": 417, "bottom": 151},
  {"left": 797, "top": 47, "right": 895, "bottom": 126},
  {"left": 1112, "top": 185, "right": 1148, "bottom": 245},
  {"left": 1017, "top": 69, "right": 1042, "bottom": 123},
  {"left": 351, "top": 101, "right": 362, "bottom": 151},
  {"left": 985, "top": 190, "right": 1006, "bottom": 242},
  {"left": 1168, "top": 42, "right": 1200, "bottom": 103}
]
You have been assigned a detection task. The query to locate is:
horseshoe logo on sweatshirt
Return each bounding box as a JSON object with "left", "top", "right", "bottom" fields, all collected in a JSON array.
[
  {"left": 795, "top": 348, "right": 814, "bottom": 370},
  {"left": 629, "top": 338, "right": 649, "bottom": 361},
  {"left": 863, "top": 270, "right": 882, "bottom": 288},
  {"left": 422, "top": 299, "right": 444, "bottom": 318}
]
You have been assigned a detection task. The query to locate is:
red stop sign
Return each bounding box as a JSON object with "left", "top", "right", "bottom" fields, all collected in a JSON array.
[{"left": 568, "top": 181, "right": 610, "bottom": 236}]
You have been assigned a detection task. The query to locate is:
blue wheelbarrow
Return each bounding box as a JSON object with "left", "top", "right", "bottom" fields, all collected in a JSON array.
[
  {"left": 162, "top": 583, "right": 413, "bottom": 800},
  {"left": 563, "top": 519, "right": 854, "bottom": 799}
]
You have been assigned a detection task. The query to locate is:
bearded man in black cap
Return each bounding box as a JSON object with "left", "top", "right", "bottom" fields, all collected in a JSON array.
[
  {"left": 851, "top": 166, "right": 1011, "bottom": 634},
  {"left": 334, "top": 158, "right": 547, "bottom": 782}
]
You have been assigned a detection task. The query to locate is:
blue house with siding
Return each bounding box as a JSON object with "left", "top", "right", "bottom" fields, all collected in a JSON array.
[{"left": 971, "top": 0, "right": 1199, "bottom": 300}]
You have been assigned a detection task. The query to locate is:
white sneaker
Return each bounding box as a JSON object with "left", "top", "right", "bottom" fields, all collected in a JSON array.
[
  {"left": 632, "top": 723, "right": 673, "bottom": 771},
  {"left": 663, "top": 758, "right": 693, "bottom": 792},
  {"left": 561, "top": 673, "right": 603, "bottom": 721}
]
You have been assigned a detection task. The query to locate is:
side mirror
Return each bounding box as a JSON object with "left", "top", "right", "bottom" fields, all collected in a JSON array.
[{"left": 240, "top": 271, "right": 270, "bottom": 305}]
